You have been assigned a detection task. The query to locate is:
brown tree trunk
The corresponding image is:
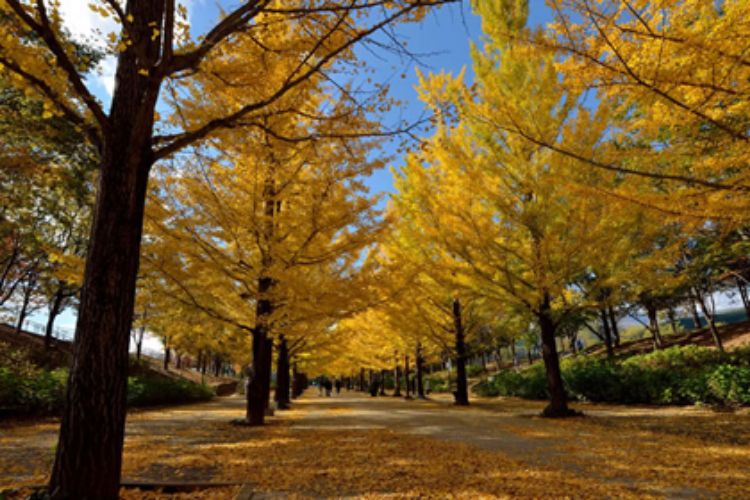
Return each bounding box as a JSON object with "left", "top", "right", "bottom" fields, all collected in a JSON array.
[
  {"left": 291, "top": 363, "right": 301, "bottom": 399},
  {"left": 275, "top": 335, "right": 290, "bottom": 409},
  {"left": 452, "top": 298, "right": 469, "bottom": 406},
  {"left": 135, "top": 327, "right": 145, "bottom": 361},
  {"left": 667, "top": 308, "right": 679, "bottom": 335},
  {"left": 690, "top": 301, "right": 702, "bottom": 330},
  {"left": 379, "top": 369, "right": 387, "bottom": 396},
  {"left": 15, "top": 275, "right": 35, "bottom": 334},
  {"left": 737, "top": 277, "right": 750, "bottom": 319},
  {"left": 694, "top": 288, "right": 724, "bottom": 352},
  {"left": 646, "top": 304, "right": 663, "bottom": 350},
  {"left": 600, "top": 308, "right": 614, "bottom": 358},
  {"left": 415, "top": 343, "right": 425, "bottom": 399},
  {"left": 163, "top": 346, "right": 171, "bottom": 371},
  {"left": 262, "top": 337, "right": 273, "bottom": 415},
  {"left": 359, "top": 368, "right": 365, "bottom": 391},
  {"left": 45, "top": 288, "right": 65, "bottom": 349},
  {"left": 404, "top": 354, "right": 411, "bottom": 399},
  {"left": 393, "top": 362, "right": 401, "bottom": 397},
  {"left": 608, "top": 306, "right": 620, "bottom": 347},
  {"left": 49, "top": 1, "right": 166, "bottom": 494},
  {"left": 247, "top": 274, "right": 273, "bottom": 425},
  {"left": 538, "top": 293, "right": 573, "bottom": 417}
]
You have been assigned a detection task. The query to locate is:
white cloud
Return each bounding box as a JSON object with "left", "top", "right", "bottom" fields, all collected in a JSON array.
[{"left": 58, "top": 1, "right": 201, "bottom": 97}]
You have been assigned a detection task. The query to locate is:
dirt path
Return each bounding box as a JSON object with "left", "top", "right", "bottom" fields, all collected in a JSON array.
[{"left": 2, "top": 392, "right": 750, "bottom": 498}]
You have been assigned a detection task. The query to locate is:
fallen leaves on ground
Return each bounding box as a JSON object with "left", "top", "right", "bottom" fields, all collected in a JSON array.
[{"left": 2, "top": 396, "right": 750, "bottom": 498}]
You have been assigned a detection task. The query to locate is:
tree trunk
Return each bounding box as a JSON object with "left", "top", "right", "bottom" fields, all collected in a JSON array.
[
  {"left": 359, "top": 368, "right": 365, "bottom": 391},
  {"left": 291, "top": 363, "right": 301, "bottom": 399},
  {"left": 163, "top": 346, "right": 171, "bottom": 370},
  {"left": 393, "top": 362, "right": 401, "bottom": 397},
  {"left": 275, "top": 335, "right": 290, "bottom": 409},
  {"left": 600, "top": 308, "right": 614, "bottom": 358},
  {"left": 608, "top": 306, "right": 620, "bottom": 347},
  {"left": 694, "top": 288, "right": 724, "bottom": 352},
  {"left": 415, "top": 343, "right": 425, "bottom": 399},
  {"left": 135, "top": 327, "right": 144, "bottom": 360},
  {"left": 646, "top": 304, "right": 663, "bottom": 350},
  {"left": 49, "top": 1, "right": 166, "bottom": 495},
  {"left": 247, "top": 275, "right": 273, "bottom": 425},
  {"left": 262, "top": 337, "right": 273, "bottom": 415},
  {"left": 404, "top": 355, "right": 411, "bottom": 399},
  {"left": 737, "top": 277, "right": 750, "bottom": 320},
  {"left": 538, "top": 294, "right": 572, "bottom": 417},
  {"left": 379, "top": 369, "right": 387, "bottom": 395},
  {"left": 690, "top": 301, "right": 702, "bottom": 330},
  {"left": 452, "top": 298, "right": 469, "bottom": 406},
  {"left": 667, "top": 308, "right": 679, "bottom": 335},
  {"left": 15, "top": 277, "right": 34, "bottom": 334},
  {"left": 45, "top": 288, "right": 65, "bottom": 349}
]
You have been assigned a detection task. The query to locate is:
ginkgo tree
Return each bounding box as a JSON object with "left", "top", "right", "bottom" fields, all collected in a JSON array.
[
  {"left": 142, "top": 89, "right": 386, "bottom": 425},
  {"left": 507, "top": 0, "right": 750, "bottom": 221},
  {"left": 392, "top": 1, "right": 640, "bottom": 416}
]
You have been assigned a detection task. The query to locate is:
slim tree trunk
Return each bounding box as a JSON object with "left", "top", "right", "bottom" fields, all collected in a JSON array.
[
  {"left": 15, "top": 278, "right": 34, "bottom": 334},
  {"left": 608, "top": 306, "right": 620, "bottom": 347},
  {"left": 275, "top": 335, "right": 290, "bottom": 409},
  {"left": 393, "top": 362, "right": 401, "bottom": 397},
  {"left": 694, "top": 288, "right": 724, "bottom": 352},
  {"left": 45, "top": 288, "right": 65, "bottom": 349},
  {"left": 646, "top": 304, "right": 663, "bottom": 350},
  {"left": 359, "top": 368, "right": 365, "bottom": 391},
  {"left": 600, "top": 308, "right": 614, "bottom": 358},
  {"left": 247, "top": 275, "right": 273, "bottom": 425},
  {"left": 404, "top": 355, "right": 411, "bottom": 399},
  {"left": 691, "top": 301, "right": 702, "bottom": 330},
  {"left": 667, "top": 308, "right": 679, "bottom": 335},
  {"left": 379, "top": 369, "right": 387, "bottom": 396},
  {"left": 135, "top": 327, "right": 144, "bottom": 360},
  {"left": 163, "top": 346, "right": 171, "bottom": 371},
  {"left": 452, "top": 298, "right": 469, "bottom": 406},
  {"left": 262, "top": 337, "right": 273, "bottom": 415},
  {"left": 291, "top": 363, "right": 300, "bottom": 399},
  {"left": 538, "top": 293, "right": 572, "bottom": 417},
  {"left": 737, "top": 277, "right": 750, "bottom": 320},
  {"left": 415, "top": 343, "right": 425, "bottom": 399}
]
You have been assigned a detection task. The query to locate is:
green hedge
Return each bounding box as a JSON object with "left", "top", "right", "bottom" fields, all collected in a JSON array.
[
  {"left": 474, "top": 345, "right": 750, "bottom": 406},
  {"left": 0, "top": 366, "right": 68, "bottom": 414},
  {"left": 1, "top": 345, "right": 214, "bottom": 415}
]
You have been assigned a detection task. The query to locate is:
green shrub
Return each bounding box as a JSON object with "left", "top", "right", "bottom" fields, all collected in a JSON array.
[
  {"left": 1, "top": 341, "right": 213, "bottom": 415},
  {"left": 472, "top": 345, "right": 750, "bottom": 406},
  {"left": 425, "top": 374, "right": 449, "bottom": 393},
  {"left": 466, "top": 364, "right": 484, "bottom": 378},
  {"left": 0, "top": 365, "right": 67, "bottom": 414},
  {"left": 127, "top": 375, "right": 214, "bottom": 407},
  {"left": 707, "top": 365, "right": 750, "bottom": 405}
]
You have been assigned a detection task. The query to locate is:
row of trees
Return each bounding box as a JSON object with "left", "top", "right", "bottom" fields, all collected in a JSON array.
[
  {"left": 0, "top": 70, "right": 94, "bottom": 346},
  {"left": 2, "top": 0, "right": 750, "bottom": 497},
  {"left": 340, "top": 0, "right": 750, "bottom": 417}
]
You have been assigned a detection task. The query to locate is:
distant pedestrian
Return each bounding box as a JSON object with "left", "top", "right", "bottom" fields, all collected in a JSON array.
[
  {"left": 324, "top": 377, "right": 333, "bottom": 396},
  {"left": 368, "top": 373, "right": 379, "bottom": 396},
  {"left": 424, "top": 378, "right": 431, "bottom": 395}
]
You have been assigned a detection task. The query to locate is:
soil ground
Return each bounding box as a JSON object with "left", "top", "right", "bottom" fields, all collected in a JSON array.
[{"left": 2, "top": 390, "right": 749, "bottom": 498}]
